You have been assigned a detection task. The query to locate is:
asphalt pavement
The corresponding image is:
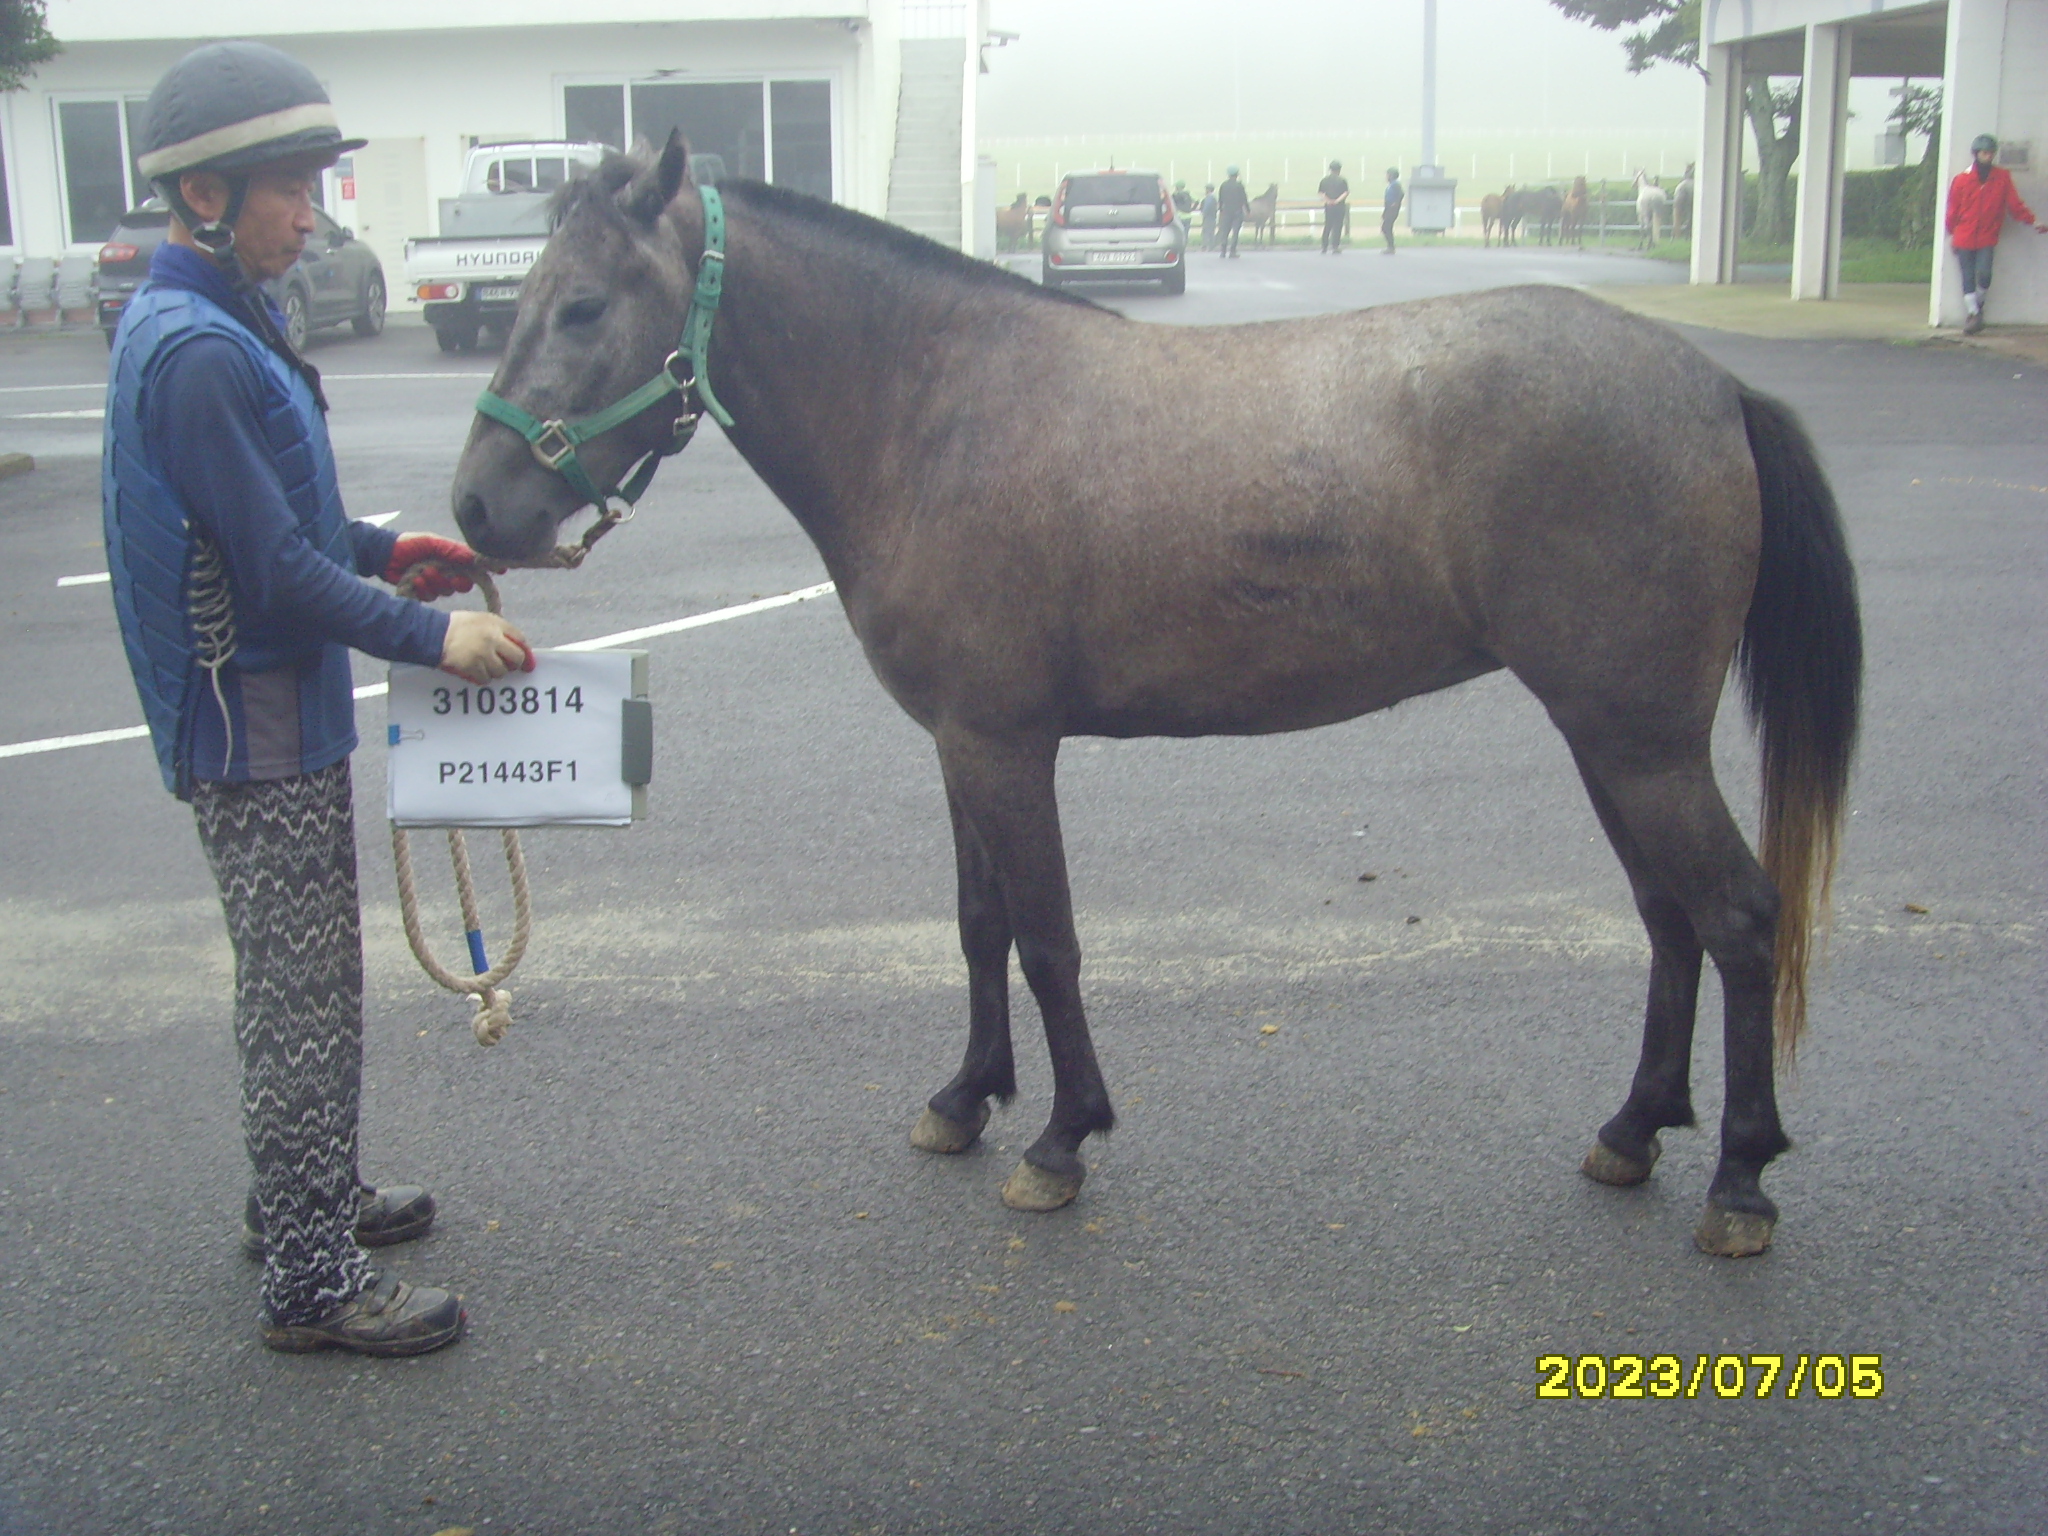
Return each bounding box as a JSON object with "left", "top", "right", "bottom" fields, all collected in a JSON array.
[{"left": 1, "top": 252, "right": 2042, "bottom": 1535}]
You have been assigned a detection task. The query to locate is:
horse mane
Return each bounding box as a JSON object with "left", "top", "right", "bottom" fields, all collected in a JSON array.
[{"left": 549, "top": 150, "right": 1098, "bottom": 310}]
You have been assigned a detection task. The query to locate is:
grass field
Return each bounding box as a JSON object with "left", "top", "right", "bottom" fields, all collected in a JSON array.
[{"left": 1638, "top": 236, "right": 1938, "bottom": 282}]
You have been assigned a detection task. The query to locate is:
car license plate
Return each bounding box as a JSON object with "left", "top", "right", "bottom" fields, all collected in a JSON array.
[
  {"left": 478, "top": 284, "right": 521, "bottom": 302},
  {"left": 1087, "top": 250, "right": 1143, "bottom": 265}
]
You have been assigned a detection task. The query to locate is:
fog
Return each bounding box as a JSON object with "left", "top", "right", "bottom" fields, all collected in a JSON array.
[{"left": 980, "top": 0, "right": 1701, "bottom": 139}]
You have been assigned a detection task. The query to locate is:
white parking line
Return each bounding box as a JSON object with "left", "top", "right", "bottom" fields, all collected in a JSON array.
[
  {"left": 0, "top": 580, "right": 839, "bottom": 761},
  {"left": 11, "top": 408, "right": 104, "bottom": 419}
]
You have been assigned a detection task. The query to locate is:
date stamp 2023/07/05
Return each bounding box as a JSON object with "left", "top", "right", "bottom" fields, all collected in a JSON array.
[{"left": 1537, "top": 1353, "right": 1884, "bottom": 1401}]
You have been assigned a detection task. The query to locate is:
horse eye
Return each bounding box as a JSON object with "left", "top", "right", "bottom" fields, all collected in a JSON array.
[{"left": 558, "top": 296, "right": 607, "bottom": 326}]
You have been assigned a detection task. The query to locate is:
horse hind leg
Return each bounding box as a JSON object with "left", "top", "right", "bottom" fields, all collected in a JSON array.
[
  {"left": 935, "top": 731, "right": 1114, "bottom": 1211},
  {"left": 1568, "top": 746, "right": 1703, "bottom": 1189},
  {"left": 911, "top": 780, "right": 1020, "bottom": 1155},
  {"left": 1570, "top": 737, "right": 1789, "bottom": 1257}
]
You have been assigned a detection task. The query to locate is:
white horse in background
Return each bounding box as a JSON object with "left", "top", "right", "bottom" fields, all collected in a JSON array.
[{"left": 1634, "top": 170, "right": 1671, "bottom": 250}]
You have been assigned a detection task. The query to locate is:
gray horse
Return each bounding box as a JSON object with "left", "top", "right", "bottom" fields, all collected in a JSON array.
[{"left": 453, "top": 141, "right": 1861, "bottom": 1258}]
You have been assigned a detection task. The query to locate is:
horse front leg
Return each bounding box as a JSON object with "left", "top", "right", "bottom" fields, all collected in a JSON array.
[
  {"left": 936, "top": 729, "right": 1113, "bottom": 1212},
  {"left": 910, "top": 779, "right": 1019, "bottom": 1154}
]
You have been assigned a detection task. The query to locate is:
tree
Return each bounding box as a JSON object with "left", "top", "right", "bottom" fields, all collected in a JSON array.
[
  {"left": 0, "top": 0, "right": 60, "bottom": 93},
  {"left": 1550, "top": 0, "right": 1803, "bottom": 245},
  {"left": 1889, "top": 81, "right": 1942, "bottom": 247}
]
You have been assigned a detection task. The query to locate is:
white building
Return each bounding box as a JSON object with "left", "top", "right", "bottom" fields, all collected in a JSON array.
[
  {"left": 1, "top": 0, "right": 996, "bottom": 319},
  {"left": 1693, "top": 0, "right": 2047, "bottom": 325}
]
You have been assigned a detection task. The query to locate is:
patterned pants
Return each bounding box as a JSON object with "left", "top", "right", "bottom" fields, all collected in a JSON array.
[{"left": 192, "top": 761, "right": 371, "bottom": 1326}]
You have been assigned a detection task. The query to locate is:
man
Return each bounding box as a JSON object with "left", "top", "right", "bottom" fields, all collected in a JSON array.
[
  {"left": 1318, "top": 160, "right": 1350, "bottom": 254},
  {"left": 1381, "top": 167, "right": 1405, "bottom": 255},
  {"left": 103, "top": 41, "right": 531, "bottom": 1356},
  {"left": 1198, "top": 183, "right": 1218, "bottom": 251},
  {"left": 1170, "top": 179, "right": 1195, "bottom": 216},
  {"left": 1945, "top": 134, "right": 2046, "bottom": 335},
  {"left": 1217, "top": 166, "right": 1250, "bottom": 259}
]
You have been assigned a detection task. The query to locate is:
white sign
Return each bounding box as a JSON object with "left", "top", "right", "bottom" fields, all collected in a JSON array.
[{"left": 386, "top": 650, "right": 648, "bottom": 828}]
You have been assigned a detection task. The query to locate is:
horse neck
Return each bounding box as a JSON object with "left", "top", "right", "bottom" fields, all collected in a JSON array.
[{"left": 694, "top": 199, "right": 1008, "bottom": 574}]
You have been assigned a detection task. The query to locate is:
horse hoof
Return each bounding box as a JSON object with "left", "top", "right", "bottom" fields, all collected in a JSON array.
[
  {"left": 1001, "top": 1159, "right": 1083, "bottom": 1212},
  {"left": 910, "top": 1103, "right": 990, "bottom": 1155},
  {"left": 1694, "top": 1203, "right": 1774, "bottom": 1258},
  {"left": 1582, "top": 1135, "right": 1661, "bottom": 1187}
]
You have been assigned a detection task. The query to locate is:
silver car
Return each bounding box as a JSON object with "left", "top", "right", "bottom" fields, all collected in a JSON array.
[{"left": 1041, "top": 170, "right": 1187, "bottom": 294}]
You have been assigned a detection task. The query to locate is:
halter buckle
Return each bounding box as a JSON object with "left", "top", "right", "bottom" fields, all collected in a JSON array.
[{"left": 530, "top": 420, "right": 576, "bottom": 470}]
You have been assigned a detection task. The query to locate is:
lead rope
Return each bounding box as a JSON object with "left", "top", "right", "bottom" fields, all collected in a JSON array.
[{"left": 390, "top": 565, "right": 532, "bottom": 1046}]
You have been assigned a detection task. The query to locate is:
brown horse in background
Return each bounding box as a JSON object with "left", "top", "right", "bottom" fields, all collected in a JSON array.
[
  {"left": 1246, "top": 183, "right": 1280, "bottom": 246},
  {"left": 1526, "top": 185, "right": 1565, "bottom": 245},
  {"left": 1481, "top": 186, "right": 1512, "bottom": 247},
  {"left": 1560, "top": 177, "right": 1590, "bottom": 248},
  {"left": 455, "top": 140, "right": 1863, "bottom": 1261}
]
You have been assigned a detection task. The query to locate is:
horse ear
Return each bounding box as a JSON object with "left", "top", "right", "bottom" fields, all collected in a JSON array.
[{"left": 623, "top": 129, "right": 692, "bottom": 225}]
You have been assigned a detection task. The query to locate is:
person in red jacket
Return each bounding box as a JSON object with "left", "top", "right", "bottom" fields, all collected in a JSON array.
[{"left": 1945, "top": 133, "right": 2047, "bottom": 335}]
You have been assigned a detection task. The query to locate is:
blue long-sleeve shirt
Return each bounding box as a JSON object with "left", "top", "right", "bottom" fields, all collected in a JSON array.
[{"left": 131, "top": 244, "right": 447, "bottom": 782}]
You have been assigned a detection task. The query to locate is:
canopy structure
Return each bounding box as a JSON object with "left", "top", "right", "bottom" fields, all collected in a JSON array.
[{"left": 1692, "top": 0, "right": 2046, "bottom": 325}]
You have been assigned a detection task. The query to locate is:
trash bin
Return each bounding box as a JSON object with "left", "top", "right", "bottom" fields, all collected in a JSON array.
[{"left": 1406, "top": 166, "right": 1457, "bottom": 234}]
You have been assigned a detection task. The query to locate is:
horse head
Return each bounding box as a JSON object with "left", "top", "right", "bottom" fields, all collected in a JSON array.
[{"left": 452, "top": 133, "right": 707, "bottom": 561}]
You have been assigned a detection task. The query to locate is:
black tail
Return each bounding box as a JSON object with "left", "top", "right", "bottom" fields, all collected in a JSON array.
[{"left": 1735, "top": 385, "right": 1863, "bottom": 1060}]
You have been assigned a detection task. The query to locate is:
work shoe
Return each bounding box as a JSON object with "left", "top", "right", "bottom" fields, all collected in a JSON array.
[
  {"left": 1962, "top": 310, "right": 1984, "bottom": 335},
  {"left": 241, "top": 1185, "right": 437, "bottom": 1259},
  {"left": 260, "top": 1270, "right": 465, "bottom": 1357}
]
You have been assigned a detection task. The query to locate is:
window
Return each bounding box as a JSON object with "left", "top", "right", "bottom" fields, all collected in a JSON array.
[
  {"left": 770, "top": 81, "right": 831, "bottom": 199},
  {"left": 630, "top": 82, "right": 764, "bottom": 181},
  {"left": 564, "top": 85, "right": 627, "bottom": 152},
  {"left": 561, "top": 79, "right": 833, "bottom": 198},
  {"left": 55, "top": 98, "right": 148, "bottom": 246},
  {"left": 482, "top": 155, "right": 571, "bottom": 194}
]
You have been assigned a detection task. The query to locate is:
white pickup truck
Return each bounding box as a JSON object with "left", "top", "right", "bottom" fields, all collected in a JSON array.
[{"left": 404, "top": 142, "right": 607, "bottom": 353}]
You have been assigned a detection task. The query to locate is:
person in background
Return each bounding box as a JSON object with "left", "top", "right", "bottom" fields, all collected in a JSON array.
[
  {"left": 1945, "top": 133, "right": 2046, "bottom": 335},
  {"left": 1171, "top": 180, "right": 1195, "bottom": 216},
  {"left": 1217, "top": 167, "right": 1250, "bottom": 259},
  {"left": 103, "top": 41, "right": 531, "bottom": 1358},
  {"left": 1318, "top": 160, "right": 1350, "bottom": 254},
  {"left": 1199, "top": 183, "right": 1218, "bottom": 251},
  {"left": 1381, "top": 167, "right": 1405, "bottom": 255}
]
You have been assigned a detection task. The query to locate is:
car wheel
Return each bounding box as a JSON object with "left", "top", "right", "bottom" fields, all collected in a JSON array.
[
  {"left": 281, "top": 287, "right": 309, "bottom": 351},
  {"left": 352, "top": 274, "right": 386, "bottom": 337},
  {"left": 435, "top": 320, "right": 480, "bottom": 353},
  {"left": 1161, "top": 263, "right": 1186, "bottom": 295}
]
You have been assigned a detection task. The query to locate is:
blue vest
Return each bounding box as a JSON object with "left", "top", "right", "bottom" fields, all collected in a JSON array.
[{"left": 103, "top": 284, "right": 352, "bottom": 794}]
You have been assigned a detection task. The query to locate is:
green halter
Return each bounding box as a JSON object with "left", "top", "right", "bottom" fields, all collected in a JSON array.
[{"left": 474, "top": 183, "right": 735, "bottom": 519}]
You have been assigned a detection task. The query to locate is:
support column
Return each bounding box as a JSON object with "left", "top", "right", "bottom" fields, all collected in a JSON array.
[
  {"left": 1692, "top": 42, "right": 1746, "bottom": 285},
  {"left": 1791, "top": 23, "right": 1852, "bottom": 300},
  {"left": 1932, "top": 0, "right": 2010, "bottom": 327}
]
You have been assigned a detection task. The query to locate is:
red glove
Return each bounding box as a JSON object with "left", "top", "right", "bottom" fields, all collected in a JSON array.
[{"left": 384, "top": 533, "right": 478, "bottom": 600}]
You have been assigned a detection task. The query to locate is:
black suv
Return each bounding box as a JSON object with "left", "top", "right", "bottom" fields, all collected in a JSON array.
[{"left": 96, "top": 198, "right": 388, "bottom": 349}]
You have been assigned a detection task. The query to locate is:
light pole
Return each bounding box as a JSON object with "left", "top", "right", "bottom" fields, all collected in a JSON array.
[{"left": 1410, "top": 0, "right": 1456, "bottom": 232}]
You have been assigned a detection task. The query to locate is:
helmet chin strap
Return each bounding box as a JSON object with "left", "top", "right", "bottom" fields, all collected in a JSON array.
[
  {"left": 155, "top": 173, "right": 329, "bottom": 413},
  {"left": 159, "top": 175, "right": 249, "bottom": 270}
]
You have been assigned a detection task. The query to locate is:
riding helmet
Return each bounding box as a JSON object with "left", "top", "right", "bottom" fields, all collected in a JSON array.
[
  {"left": 1970, "top": 133, "right": 1999, "bottom": 156},
  {"left": 137, "top": 40, "right": 365, "bottom": 184}
]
